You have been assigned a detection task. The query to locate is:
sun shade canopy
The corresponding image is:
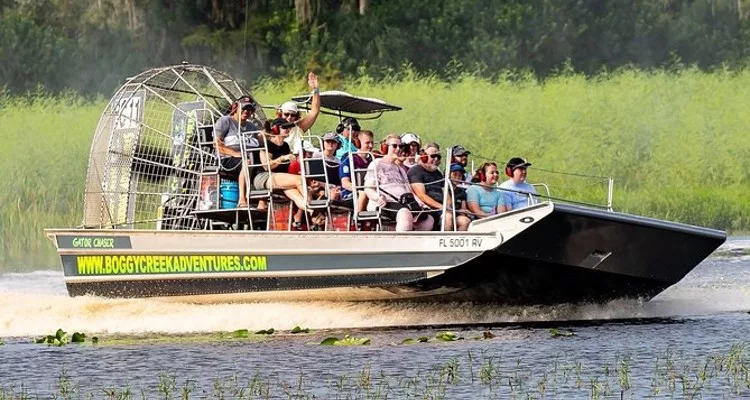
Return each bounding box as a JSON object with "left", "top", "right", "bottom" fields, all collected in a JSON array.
[{"left": 292, "top": 90, "right": 402, "bottom": 114}]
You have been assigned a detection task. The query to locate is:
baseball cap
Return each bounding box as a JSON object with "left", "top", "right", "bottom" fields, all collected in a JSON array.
[
  {"left": 450, "top": 163, "right": 465, "bottom": 173},
  {"left": 292, "top": 139, "right": 319, "bottom": 154},
  {"left": 451, "top": 145, "right": 471, "bottom": 157},
  {"left": 507, "top": 157, "right": 532, "bottom": 171},
  {"left": 322, "top": 132, "right": 338, "bottom": 142},
  {"left": 401, "top": 133, "right": 421, "bottom": 145},
  {"left": 278, "top": 101, "right": 299, "bottom": 114}
]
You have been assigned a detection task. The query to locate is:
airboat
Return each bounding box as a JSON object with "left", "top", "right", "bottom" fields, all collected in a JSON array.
[{"left": 45, "top": 64, "right": 726, "bottom": 304}]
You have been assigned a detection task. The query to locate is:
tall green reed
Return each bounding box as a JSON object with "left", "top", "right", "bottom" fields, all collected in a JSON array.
[{"left": 1, "top": 68, "right": 748, "bottom": 270}]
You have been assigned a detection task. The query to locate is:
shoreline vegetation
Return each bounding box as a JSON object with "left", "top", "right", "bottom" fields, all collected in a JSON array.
[
  {"left": 1, "top": 337, "right": 749, "bottom": 399},
  {"left": 1, "top": 68, "right": 749, "bottom": 270}
]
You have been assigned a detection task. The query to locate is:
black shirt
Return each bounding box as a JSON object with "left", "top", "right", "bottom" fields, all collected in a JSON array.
[
  {"left": 266, "top": 140, "right": 291, "bottom": 173},
  {"left": 407, "top": 164, "right": 445, "bottom": 204}
]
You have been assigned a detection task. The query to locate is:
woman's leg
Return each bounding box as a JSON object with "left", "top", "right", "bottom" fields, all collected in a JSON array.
[
  {"left": 282, "top": 188, "right": 307, "bottom": 210},
  {"left": 413, "top": 214, "right": 435, "bottom": 231},
  {"left": 395, "top": 208, "right": 414, "bottom": 232},
  {"left": 237, "top": 168, "right": 248, "bottom": 207},
  {"left": 267, "top": 173, "right": 307, "bottom": 210}
]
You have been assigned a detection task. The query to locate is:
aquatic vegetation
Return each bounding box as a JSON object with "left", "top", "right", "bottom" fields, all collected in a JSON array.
[
  {"left": 232, "top": 329, "right": 250, "bottom": 338},
  {"left": 2, "top": 341, "right": 750, "bottom": 398},
  {"left": 435, "top": 331, "right": 462, "bottom": 342},
  {"left": 290, "top": 326, "right": 310, "bottom": 334},
  {"left": 254, "top": 328, "right": 275, "bottom": 335},
  {"left": 549, "top": 328, "right": 576, "bottom": 338},
  {"left": 320, "top": 334, "right": 371, "bottom": 346},
  {"left": 33, "top": 329, "right": 89, "bottom": 346},
  {"left": 400, "top": 336, "right": 430, "bottom": 345}
]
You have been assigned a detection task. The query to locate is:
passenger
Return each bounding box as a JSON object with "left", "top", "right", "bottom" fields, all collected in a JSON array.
[
  {"left": 339, "top": 130, "right": 375, "bottom": 212},
  {"left": 279, "top": 72, "right": 321, "bottom": 150},
  {"left": 334, "top": 117, "right": 361, "bottom": 159},
  {"left": 450, "top": 145, "right": 472, "bottom": 185},
  {"left": 449, "top": 163, "right": 470, "bottom": 214},
  {"left": 466, "top": 162, "right": 509, "bottom": 218},
  {"left": 255, "top": 118, "right": 310, "bottom": 213},
  {"left": 364, "top": 134, "right": 434, "bottom": 232},
  {"left": 407, "top": 143, "right": 471, "bottom": 231},
  {"left": 499, "top": 157, "right": 538, "bottom": 210},
  {"left": 394, "top": 142, "right": 411, "bottom": 172},
  {"left": 321, "top": 132, "right": 341, "bottom": 165},
  {"left": 214, "top": 95, "right": 261, "bottom": 207},
  {"left": 400, "top": 132, "right": 421, "bottom": 168}
]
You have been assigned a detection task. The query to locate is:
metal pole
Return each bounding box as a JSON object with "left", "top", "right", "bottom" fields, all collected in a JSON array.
[
  {"left": 440, "top": 147, "right": 451, "bottom": 231},
  {"left": 607, "top": 177, "right": 614, "bottom": 211}
]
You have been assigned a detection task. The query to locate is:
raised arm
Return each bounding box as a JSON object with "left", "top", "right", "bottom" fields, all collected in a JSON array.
[{"left": 296, "top": 72, "right": 320, "bottom": 132}]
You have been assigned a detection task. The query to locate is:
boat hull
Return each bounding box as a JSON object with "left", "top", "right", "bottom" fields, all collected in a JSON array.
[{"left": 47, "top": 202, "right": 726, "bottom": 304}]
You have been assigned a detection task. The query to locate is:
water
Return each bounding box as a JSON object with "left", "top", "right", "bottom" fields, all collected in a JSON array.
[{"left": 0, "top": 238, "right": 749, "bottom": 398}]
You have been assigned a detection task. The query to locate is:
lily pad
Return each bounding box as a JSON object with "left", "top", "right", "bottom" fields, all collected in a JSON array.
[
  {"left": 549, "top": 328, "right": 576, "bottom": 338},
  {"left": 255, "top": 328, "right": 275, "bottom": 335},
  {"left": 435, "top": 331, "right": 461, "bottom": 342},
  {"left": 320, "top": 334, "right": 370, "bottom": 346},
  {"left": 401, "top": 337, "right": 430, "bottom": 345},
  {"left": 291, "top": 326, "right": 309, "bottom": 334},
  {"left": 232, "top": 329, "right": 249, "bottom": 338},
  {"left": 320, "top": 337, "right": 340, "bottom": 346},
  {"left": 71, "top": 332, "right": 86, "bottom": 343}
]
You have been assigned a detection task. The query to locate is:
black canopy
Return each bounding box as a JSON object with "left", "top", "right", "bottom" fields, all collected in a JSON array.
[{"left": 292, "top": 90, "right": 402, "bottom": 114}]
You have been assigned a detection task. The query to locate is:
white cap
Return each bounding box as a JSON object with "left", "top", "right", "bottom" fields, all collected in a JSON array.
[
  {"left": 292, "top": 139, "right": 319, "bottom": 155},
  {"left": 278, "top": 101, "right": 299, "bottom": 114},
  {"left": 401, "top": 132, "right": 421, "bottom": 145}
]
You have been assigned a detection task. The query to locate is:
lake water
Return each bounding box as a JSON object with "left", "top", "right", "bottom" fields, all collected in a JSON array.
[{"left": 1, "top": 238, "right": 749, "bottom": 398}]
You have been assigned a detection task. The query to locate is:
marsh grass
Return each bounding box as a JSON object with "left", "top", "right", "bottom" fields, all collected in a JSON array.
[
  {"left": 2, "top": 68, "right": 749, "bottom": 269},
  {"left": 1, "top": 342, "right": 749, "bottom": 399}
]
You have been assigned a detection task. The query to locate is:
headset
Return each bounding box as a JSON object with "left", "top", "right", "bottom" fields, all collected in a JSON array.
[
  {"left": 270, "top": 120, "right": 295, "bottom": 135},
  {"left": 478, "top": 167, "right": 486, "bottom": 183},
  {"left": 505, "top": 165, "right": 514, "bottom": 177},
  {"left": 336, "top": 117, "right": 361, "bottom": 134},
  {"left": 419, "top": 150, "right": 429, "bottom": 164},
  {"left": 380, "top": 142, "right": 411, "bottom": 156}
]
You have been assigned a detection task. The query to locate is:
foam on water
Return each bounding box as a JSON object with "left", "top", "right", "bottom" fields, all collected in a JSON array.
[{"left": 1, "top": 240, "right": 748, "bottom": 338}]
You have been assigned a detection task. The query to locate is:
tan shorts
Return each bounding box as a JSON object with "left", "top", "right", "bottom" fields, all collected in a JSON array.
[{"left": 253, "top": 171, "right": 270, "bottom": 190}]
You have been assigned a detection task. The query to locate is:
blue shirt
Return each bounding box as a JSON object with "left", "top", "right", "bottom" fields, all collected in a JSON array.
[
  {"left": 335, "top": 135, "right": 357, "bottom": 159},
  {"left": 499, "top": 180, "right": 538, "bottom": 210},
  {"left": 338, "top": 153, "right": 372, "bottom": 198},
  {"left": 466, "top": 185, "right": 507, "bottom": 215}
]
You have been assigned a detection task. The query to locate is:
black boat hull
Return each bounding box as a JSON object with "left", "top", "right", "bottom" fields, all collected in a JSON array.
[{"left": 403, "top": 203, "right": 726, "bottom": 304}]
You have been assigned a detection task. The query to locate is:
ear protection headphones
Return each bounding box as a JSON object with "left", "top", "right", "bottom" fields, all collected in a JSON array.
[
  {"left": 478, "top": 167, "right": 487, "bottom": 183},
  {"left": 271, "top": 123, "right": 281, "bottom": 135},
  {"left": 419, "top": 150, "right": 429, "bottom": 164},
  {"left": 505, "top": 166, "right": 514, "bottom": 177},
  {"left": 336, "top": 117, "right": 361, "bottom": 134},
  {"left": 380, "top": 141, "right": 388, "bottom": 155}
]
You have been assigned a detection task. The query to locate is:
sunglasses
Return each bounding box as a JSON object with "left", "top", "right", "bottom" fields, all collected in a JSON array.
[
  {"left": 283, "top": 112, "right": 298, "bottom": 118},
  {"left": 427, "top": 154, "right": 442, "bottom": 160}
]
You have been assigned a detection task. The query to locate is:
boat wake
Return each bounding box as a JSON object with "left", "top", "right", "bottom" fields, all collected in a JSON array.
[{"left": 1, "top": 247, "right": 748, "bottom": 338}]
